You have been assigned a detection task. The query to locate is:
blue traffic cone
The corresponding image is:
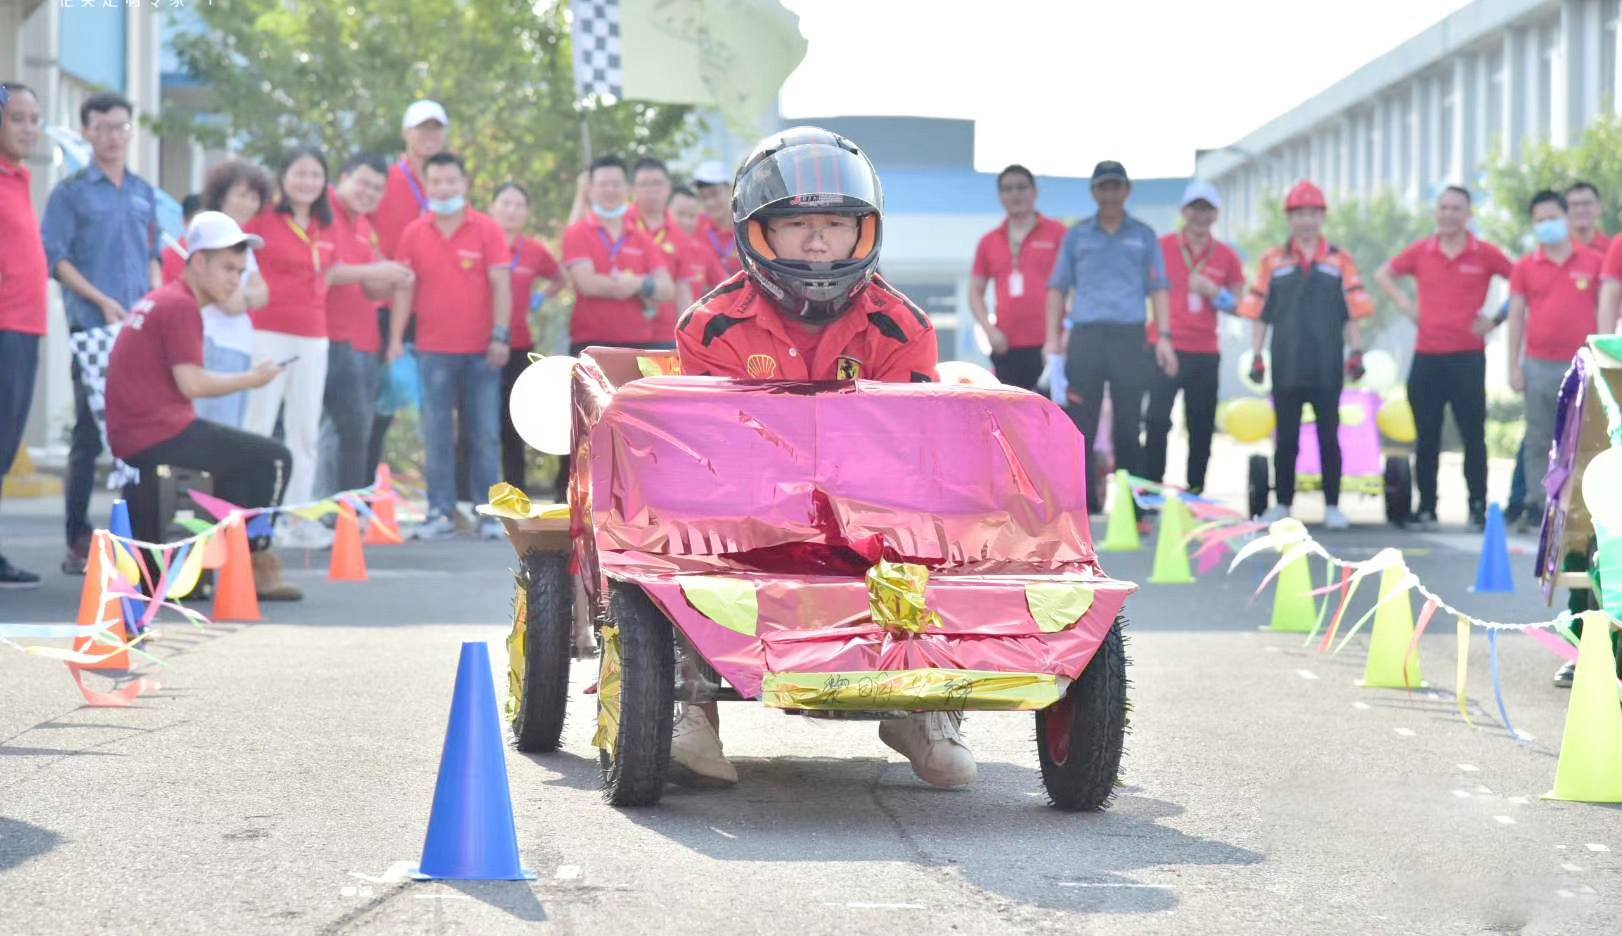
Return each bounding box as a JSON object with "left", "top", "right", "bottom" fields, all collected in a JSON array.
[
  {"left": 1472, "top": 502, "right": 1514, "bottom": 594},
  {"left": 412, "top": 642, "right": 535, "bottom": 881},
  {"left": 108, "top": 499, "right": 144, "bottom": 636}
]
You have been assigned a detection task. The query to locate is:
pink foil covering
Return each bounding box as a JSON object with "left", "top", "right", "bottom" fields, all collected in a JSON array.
[{"left": 568, "top": 357, "right": 1138, "bottom": 704}]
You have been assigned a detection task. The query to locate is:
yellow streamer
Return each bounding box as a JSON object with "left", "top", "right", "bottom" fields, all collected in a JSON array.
[
  {"left": 1455, "top": 614, "right": 1474, "bottom": 728},
  {"left": 762, "top": 669, "right": 1061, "bottom": 711},
  {"left": 866, "top": 560, "right": 940, "bottom": 634}
]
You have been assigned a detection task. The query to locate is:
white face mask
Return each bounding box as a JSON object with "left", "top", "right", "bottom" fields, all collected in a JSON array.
[
  {"left": 428, "top": 195, "right": 465, "bottom": 216},
  {"left": 592, "top": 202, "right": 629, "bottom": 220}
]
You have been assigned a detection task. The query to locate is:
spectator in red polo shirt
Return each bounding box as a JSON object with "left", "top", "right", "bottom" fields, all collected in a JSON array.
[
  {"left": 372, "top": 100, "right": 447, "bottom": 260},
  {"left": 488, "top": 181, "right": 564, "bottom": 490},
  {"left": 387, "top": 152, "right": 513, "bottom": 541},
  {"left": 1144, "top": 181, "right": 1246, "bottom": 496},
  {"left": 1565, "top": 182, "right": 1609, "bottom": 255},
  {"left": 0, "top": 81, "right": 46, "bottom": 588},
  {"left": 668, "top": 183, "right": 719, "bottom": 294},
  {"left": 628, "top": 157, "right": 694, "bottom": 343},
  {"left": 561, "top": 155, "right": 674, "bottom": 353},
  {"left": 1600, "top": 234, "right": 1622, "bottom": 334},
  {"left": 1375, "top": 186, "right": 1514, "bottom": 532},
  {"left": 968, "top": 164, "right": 1068, "bottom": 391},
  {"left": 691, "top": 159, "right": 740, "bottom": 280},
  {"left": 1507, "top": 189, "right": 1602, "bottom": 533},
  {"left": 104, "top": 211, "right": 300, "bottom": 601},
  {"left": 675, "top": 127, "right": 961, "bottom": 792},
  {"left": 318, "top": 152, "right": 415, "bottom": 497},
  {"left": 194, "top": 158, "right": 273, "bottom": 429},
  {"left": 243, "top": 146, "right": 340, "bottom": 549}
]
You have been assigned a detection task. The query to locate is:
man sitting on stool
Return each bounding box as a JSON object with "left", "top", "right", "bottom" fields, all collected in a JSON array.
[{"left": 105, "top": 211, "right": 302, "bottom": 601}]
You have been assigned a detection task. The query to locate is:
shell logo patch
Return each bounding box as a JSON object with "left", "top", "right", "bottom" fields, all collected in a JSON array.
[
  {"left": 836, "top": 356, "right": 863, "bottom": 380},
  {"left": 746, "top": 354, "right": 778, "bottom": 378}
]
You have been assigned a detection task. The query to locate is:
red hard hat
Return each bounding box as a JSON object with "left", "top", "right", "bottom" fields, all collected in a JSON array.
[{"left": 1284, "top": 181, "right": 1327, "bottom": 212}]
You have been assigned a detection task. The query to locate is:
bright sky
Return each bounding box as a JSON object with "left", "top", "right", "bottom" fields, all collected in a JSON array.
[{"left": 777, "top": 0, "right": 1476, "bottom": 179}]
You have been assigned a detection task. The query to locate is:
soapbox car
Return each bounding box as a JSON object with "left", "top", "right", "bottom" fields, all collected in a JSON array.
[
  {"left": 1534, "top": 336, "right": 1622, "bottom": 672},
  {"left": 1242, "top": 388, "right": 1414, "bottom": 526},
  {"left": 484, "top": 348, "right": 1138, "bottom": 810}
]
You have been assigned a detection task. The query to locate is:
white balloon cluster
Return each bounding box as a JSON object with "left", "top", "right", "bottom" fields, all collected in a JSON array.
[
  {"left": 509, "top": 356, "right": 578, "bottom": 456},
  {"left": 1580, "top": 446, "right": 1622, "bottom": 530}
]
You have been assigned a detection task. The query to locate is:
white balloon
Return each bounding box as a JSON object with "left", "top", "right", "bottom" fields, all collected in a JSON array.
[
  {"left": 1580, "top": 446, "right": 1622, "bottom": 529},
  {"left": 510, "top": 356, "right": 578, "bottom": 456},
  {"left": 936, "top": 360, "right": 1001, "bottom": 386},
  {"left": 1355, "top": 348, "right": 1399, "bottom": 393}
]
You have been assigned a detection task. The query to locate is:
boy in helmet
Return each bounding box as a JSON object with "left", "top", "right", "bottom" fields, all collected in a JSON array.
[
  {"left": 1238, "top": 181, "right": 1373, "bottom": 531},
  {"left": 675, "top": 127, "right": 970, "bottom": 791}
]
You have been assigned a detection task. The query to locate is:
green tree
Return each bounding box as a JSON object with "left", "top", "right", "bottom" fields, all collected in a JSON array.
[
  {"left": 1234, "top": 189, "right": 1431, "bottom": 337},
  {"left": 155, "top": 0, "right": 699, "bottom": 238},
  {"left": 1480, "top": 110, "right": 1622, "bottom": 252}
]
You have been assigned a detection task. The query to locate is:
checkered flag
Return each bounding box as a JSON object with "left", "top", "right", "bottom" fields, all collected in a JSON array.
[
  {"left": 68, "top": 325, "right": 140, "bottom": 490},
  {"left": 570, "top": 0, "right": 623, "bottom": 99}
]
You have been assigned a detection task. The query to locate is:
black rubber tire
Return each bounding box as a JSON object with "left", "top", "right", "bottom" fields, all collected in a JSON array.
[
  {"left": 508, "top": 549, "right": 574, "bottom": 753},
  {"left": 1384, "top": 455, "right": 1413, "bottom": 527},
  {"left": 598, "top": 581, "right": 674, "bottom": 807},
  {"left": 1247, "top": 454, "right": 1270, "bottom": 520},
  {"left": 1036, "top": 615, "right": 1128, "bottom": 812}
]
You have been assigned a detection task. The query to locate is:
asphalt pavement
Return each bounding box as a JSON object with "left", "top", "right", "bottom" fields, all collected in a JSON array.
[{"left": 1, "top": 445, "right": 1618, "bottom": 935}]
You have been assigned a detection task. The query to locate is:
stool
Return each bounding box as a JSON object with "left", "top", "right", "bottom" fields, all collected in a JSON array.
[{"left": 122, "top": 465, "right": 216, "bottom": 600}]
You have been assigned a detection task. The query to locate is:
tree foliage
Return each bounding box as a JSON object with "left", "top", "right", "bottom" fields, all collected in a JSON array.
[
  {"left": 155, "top": 0, "right": 700, "bottom": 237},
  {"left": 1480, "top": 110, "right": 1622, "bottom": 253},
  {"left": 1234, "top": 189, "right": 1431, "bottom": 337}
]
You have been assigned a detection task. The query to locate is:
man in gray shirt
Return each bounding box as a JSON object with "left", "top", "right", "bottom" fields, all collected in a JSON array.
[{"left": 1045, "top": 161, "right": 1174, "bottom": 512}]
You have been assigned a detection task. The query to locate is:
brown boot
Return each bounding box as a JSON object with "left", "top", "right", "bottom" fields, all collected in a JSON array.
[{"left": 250, "top": 550, "right": 304, "bottom": 602}]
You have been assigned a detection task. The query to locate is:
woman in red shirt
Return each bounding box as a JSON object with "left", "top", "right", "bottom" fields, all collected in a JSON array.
[
  {"left": 244, "top": 146, "right": 338, "bottom": 548},
  {"left": 488, "top": 181, "right": 565, "bottom": 490}
]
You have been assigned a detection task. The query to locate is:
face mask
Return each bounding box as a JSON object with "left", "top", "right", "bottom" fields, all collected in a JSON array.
[
  {"left": 428, "top": 195, "right": 465, "bottom": 216},
  {"left": 1533, "top": 218, "right": 1568, "bottom": 246},
  {"left": 593, "top": 202, "right": 629, "bottom": 220}
]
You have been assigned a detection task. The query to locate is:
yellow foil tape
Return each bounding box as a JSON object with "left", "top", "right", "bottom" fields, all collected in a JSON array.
[
  {"left": 504, "top": 583, "right": 528, "bottom": 725},
  {"left": 761, "top": 669, "right": 1060, "bottom": 712},
  {"left": 593, "top": 625, "right": 623, "bottom": 754},
  {"left": 866, "top": 560, "right": 941, "bottom": 634}
]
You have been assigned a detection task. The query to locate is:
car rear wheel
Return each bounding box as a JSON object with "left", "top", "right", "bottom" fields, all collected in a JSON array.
[
  {"left": 507, "top": 549, "right": 573, "bottom": 753},
  {"left": 1384, "top": 455, "right": 1413, "bottom": 527},
  {"left": 597, "top": 582, "right": 674, "bottom": 807},
  {"left": 1247, "top": 454, "right": 1271, "bottom": 520},
  {"left": 1036, "top": 615, "right": 1128, "bottom": 811}
]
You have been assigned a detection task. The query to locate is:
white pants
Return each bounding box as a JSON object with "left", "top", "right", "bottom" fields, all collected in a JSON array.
[{"left": 244, "top": 331, "right": 329, "bottom": 508}]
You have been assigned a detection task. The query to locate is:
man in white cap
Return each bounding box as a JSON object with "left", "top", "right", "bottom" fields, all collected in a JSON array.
[
  {"left": 691, "top": 159, "right": 740, "bottom": 282},
  {"left": 1142, "top": 180, "right": 1246, "bottom": 495},
  {"left": 104, "top": 212, "right": 301, "bottom": 600},
  {"left": 373, "top": 99, "right": 449, "bottom": 260}
]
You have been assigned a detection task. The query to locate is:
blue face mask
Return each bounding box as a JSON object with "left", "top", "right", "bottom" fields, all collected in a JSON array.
[
  {"left": 1533, "top": 218, "right": 1568, "bottom": 246},
  {"left": 593, "top": 202, "right": 629, "bottom": 220},
  {"left": 428, "top": 195, "right": 465, "bottom": 216}
]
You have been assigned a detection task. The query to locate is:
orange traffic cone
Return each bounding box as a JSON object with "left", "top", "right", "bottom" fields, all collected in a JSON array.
[
  {"left": 329, "top": 501, "right": 368, "bottom": 582},
  {"left": 364, "top": 463, "right": 401, "bottom": 546},
  {"left": 72, "top": 531, "right": 130, "bottom": 670},
  {"left": 213, "top": 514, "right": 262, "bottom": 622}
]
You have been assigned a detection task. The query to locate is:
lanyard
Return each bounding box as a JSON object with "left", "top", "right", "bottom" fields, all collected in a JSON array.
[
  {"left": 597, "top": 226, "right": 627, "bottom": 269},
  {"left": 1180, "top": 233, "right": 1211, "bottom": 277},
  {"left": 509, "top": 235, "right": 524, "bottom": 271},
  {"left": 399, "top": 158, "right": 428, "bottom": 213},
  {"left": 284, "top": 216, "right": 322, "bottom": 273},
  {"left": 707, "top": 227, "right": 735, "bottom": 259}
]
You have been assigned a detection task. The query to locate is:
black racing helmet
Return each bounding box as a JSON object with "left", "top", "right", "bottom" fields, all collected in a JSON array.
[{"left": 732, "top": 126, "right": 882, "bottom": 324}]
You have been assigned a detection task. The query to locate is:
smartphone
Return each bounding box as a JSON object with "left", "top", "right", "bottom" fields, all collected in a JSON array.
[{"left": 276, "top": 355, "right": 300, "bottom": 367}]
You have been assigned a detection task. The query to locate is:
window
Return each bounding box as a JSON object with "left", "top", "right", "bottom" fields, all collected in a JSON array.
[
  {"left": 1605, "top": 0, "right": 1620, "bottom": 110},
  {"left": 1439, "top": 74, "right": 1456, "bottom": 183},
  {"left": 1487, "top": 46, "right": 1504, "bottom": 148},
  {"left": 1539, "top": 22, "right": 1557, "bottom": 139}
]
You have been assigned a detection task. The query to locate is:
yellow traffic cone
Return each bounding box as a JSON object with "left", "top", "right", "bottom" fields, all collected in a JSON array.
[
  {"left": 1361, "top": 561, "right": 1422, "bottom": 688},
  {"left": 1097, "top": 470, "right": 1140, "bottom": 553},
  {"left": 1267, "top": 550, "right": 1318, "bottom": 633},
  {"left": 3, "top": 445, "right": 61, "bottom": 499},
  {"left": 1148, "top": 495, "right": 1195, "bottom": 584},
  {"left": 1544, "top": 610, "right": 1622, "bottom": 803}
]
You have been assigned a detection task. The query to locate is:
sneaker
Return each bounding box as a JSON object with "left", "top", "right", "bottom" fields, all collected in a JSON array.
[
  {"left": 412, "top": 513, "right": 457, "bottom": 541},
  {"left": 878, "top": 711, "right": 977, "bottom": 789},
  {"left": 1259, "top": 504, "right": 1290, "bottom": 524},
  {"left": 477, "top": 518, "right": 504, "bottom": 541},
  {"left": 0, "top": 556, "right": 41, "bottom": 589},
  {"left": 1323, "top": 506, "right": 1350, "bottom": 531},
  {"left": 1412, "top": 510, "right": 1440, "bottom": 532},
  {"left": 61, "top": 534, "right": 91, "bottom": 575},
  {"left": 1503, "top": 503, "right": 1524, "bottom": 527},
  {"left": 1514, "top": 508, "right": 1538, "bottom": 536},
  {"left": 668, "top": 704, "right": 738, "bottom": 787},
  {"left": 276, "top": 517, "right": 335, "bottom": 551},
  {"left": 1553, "top": 661, "right": 1576, "bottom": 689},
  {"left": 1467, "top": 504, "right": 1487, "bottom": 532}
]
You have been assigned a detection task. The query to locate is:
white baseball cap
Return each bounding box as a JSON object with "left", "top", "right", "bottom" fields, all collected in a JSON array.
[
  {"left": 692, "top": 160, "right": 731, "bottom": 186},
  {"left": 1180, "top": 180, "right": 1222, "bottom": 210},
  {"left": 402, "top": 99, "right": 449, "bottom": 130},
  {"left": 185, "top": 211, "right": 263, "bottom": 253}
]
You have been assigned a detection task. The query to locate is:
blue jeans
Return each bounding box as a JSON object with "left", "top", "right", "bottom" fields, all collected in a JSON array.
[
  {"left": 1507, "top": 437, "right": 1526, "bottom": 510},
  {"left": 195, "top": 339, "right": 251, "bottom": 428},
  {"left": 317, "top": 340, "right": 381, "bottom": 495},
  {"left": 418, "top": 351, "right": 500, "bottom": 519},
  {"left": 0, "top": 331, "right": 40, "bottom": 553}
]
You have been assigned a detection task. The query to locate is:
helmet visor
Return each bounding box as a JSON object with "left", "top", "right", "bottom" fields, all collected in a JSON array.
[{"left": 733, "top": 143, "right": 880, "bottom": 223}]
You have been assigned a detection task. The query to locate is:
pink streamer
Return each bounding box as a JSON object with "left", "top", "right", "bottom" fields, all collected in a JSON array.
[{"left": 1523, "top": 626, "right": 1580, "bottom": 663}]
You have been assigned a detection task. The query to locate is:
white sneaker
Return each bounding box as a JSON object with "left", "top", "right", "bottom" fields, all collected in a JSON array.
[
  {"left": 276, "top": 517, "right": 335, "bottom": 550},
  {"left": 412, "top": 513, "right": 457, "bottom": 541},
  {"left": 1323, "top": 506, "right": 1350, "bottom": 531},
  {"left": 879, "top": 711, "right": 977, "bottom": 789},
  {"left": 1259, "top": 504, "right": 1289, "bottom": 524},
  {"left": 669, "top": 704, "right": 737, "bottom": 787},
  {"left": 477, "top": 518, "right": 504, "bottom": 541}
]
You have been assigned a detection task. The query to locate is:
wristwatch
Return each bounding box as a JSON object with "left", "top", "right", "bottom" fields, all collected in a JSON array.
[
  {"left": 491, "top": 324, "right": 510, "bottom": 344},
  {"left": 639, "top": 275, "right": 656, "bottom": 299}
]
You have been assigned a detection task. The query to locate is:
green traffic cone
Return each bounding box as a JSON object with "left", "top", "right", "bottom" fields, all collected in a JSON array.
[
  {"left": 1360, "top": 560, "right": 1422, "bottom": 688},
  {"left": 1268, "top": 550, "right": 1318, "bottom": 633},
  {"left": 1098, "top": 470, "right": 1140, "bottom": 553},
  {"left": 1148, "top": 495, "right": 1195, "bottom": 584}
]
